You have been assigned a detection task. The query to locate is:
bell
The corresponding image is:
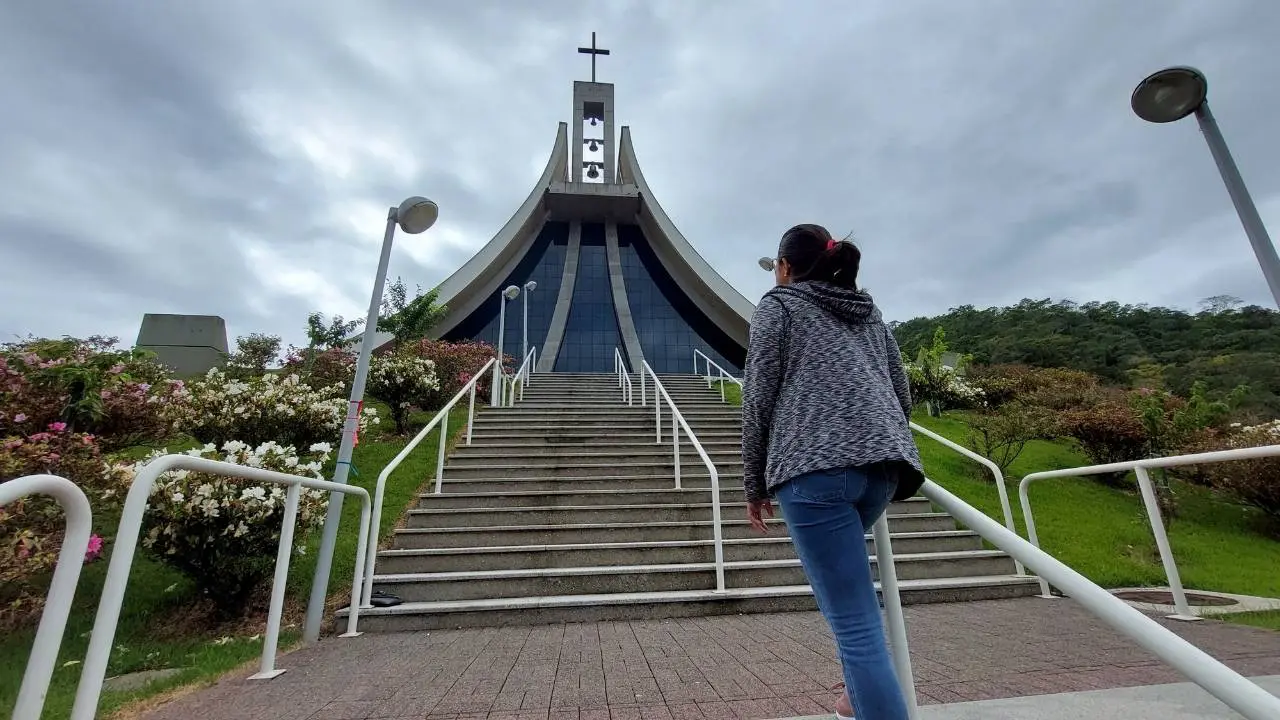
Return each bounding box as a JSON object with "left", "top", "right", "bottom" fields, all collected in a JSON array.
[
  {"left": 587, "top": 166, "right": 600, "bottom": 179},
  {"left": 589, "top": 117, "right": 598, "bottom": 126},
  {"left": 588, "top": 141, "right": 599, "bottom": 152}
]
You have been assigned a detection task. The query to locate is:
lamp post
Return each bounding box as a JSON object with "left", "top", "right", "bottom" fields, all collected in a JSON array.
[
  {"left": 491, "top": 285, "right": 521, "bottom": 406},
  {"left": 303, "top": 196, "right": 438, "bottom": 643},
  {"left": 1131, "top": 66, "right": 1280, "bottom": 308},
  {"left": 521, "top": 280, "right": 537, "bottom": 362}
]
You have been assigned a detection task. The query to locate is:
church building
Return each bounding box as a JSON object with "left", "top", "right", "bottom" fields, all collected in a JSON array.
[{"left": 415, "top": 37, "right": 754, "bottom": 374}]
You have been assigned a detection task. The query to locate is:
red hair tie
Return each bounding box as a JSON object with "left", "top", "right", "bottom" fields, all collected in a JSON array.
[{"left": 826, "top": 238, "right": 836, "bottom": 250}]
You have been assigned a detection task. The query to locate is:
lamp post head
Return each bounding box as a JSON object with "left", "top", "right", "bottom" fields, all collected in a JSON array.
[
  {"left": 758, "top": 257, "right": 776, "bottom": 272},
  {"left": 395, "top": 196, "right": 439, "bottom": 234},
  {"left": 524, "top": 280, "right": 538, "bottom": 292},
  {"left": 1131, "top": 66, "right": 1208, "bottom": 124},
  {"left": 502, "top": 285, "right": 520, "bottom": 301}
]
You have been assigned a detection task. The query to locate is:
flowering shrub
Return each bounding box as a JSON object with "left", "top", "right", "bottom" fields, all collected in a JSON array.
[
  {"left": 1, "top": 336, "right": 184, "bottom": 451},
  {"left": 904, "top": 360, "right": 983, "bottom": 414},
  {"left": 367, "top": 347, "right": 442, "bottom": 434},
  {"left": 135, "top": 441, "right": 332, "bottom": 616},
  {"left": 283, "top": 346, "right": 357, "bottom": 392},
  {"left": 168, "top": 368, "right": 378, "bottom": 449},
  {"left": 1056, "top": 400, "right": 1149, "bottom": 487},
  {"left": 1198, "top": 420, "right": 1280, "bottom": 533},
  {"left": 966, "top": 364, "right": 1101, "bottom": 412},
  {"left": 1, "top": 425, "right": 128, "bottom": 626},
  {"left": 407, "top": 339, "right": 503, "bottom": 411}
]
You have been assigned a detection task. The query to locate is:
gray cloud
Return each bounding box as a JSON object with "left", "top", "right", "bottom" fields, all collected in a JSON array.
[{"left": 1, "top": 0, "right": 1278, "bottom": 353}]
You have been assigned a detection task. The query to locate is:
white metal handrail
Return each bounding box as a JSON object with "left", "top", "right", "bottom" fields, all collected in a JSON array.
[
  {"left": 908, "top": 421, "right": 1024, "bottom": 575},
  {"left": 923, "top": 477, "right": 1280, "bottom": 720},
  {"left": 613, "top": 347, "right": 633, "bottom": 405},
  {"left": 70, "top": 454, "right": 372, "bottom": 720},
  {"left": 693, "top": 349, "right": 742, "bottom": 403},
  {"left": 639, "top": 359, "right": 726, "bottom": 592},
  {"left": 1020, "top": 443, "right": 1280, "bottom": 617},
  {"left": 505, "top": 346, "right": 536, "bottom": 407},
  {"left": 361, "top": 357, "right": 498, "bottom": 606},
  {"left": 4, "top": 474, "right": 92, "bottom": 720}
]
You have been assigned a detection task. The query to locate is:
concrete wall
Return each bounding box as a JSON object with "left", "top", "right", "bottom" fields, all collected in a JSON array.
[{"left": 135, "top": 313, "right": 228, "bottom": 377}]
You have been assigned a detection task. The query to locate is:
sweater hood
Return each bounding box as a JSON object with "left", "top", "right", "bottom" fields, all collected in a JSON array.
[{"left": 771, "top": 281, "right": 882, "bottom": 325}]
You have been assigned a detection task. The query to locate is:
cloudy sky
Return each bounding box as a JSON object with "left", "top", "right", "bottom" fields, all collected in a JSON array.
[{"left": 2, "top": 1, "right": 1278, "bottom": 350}]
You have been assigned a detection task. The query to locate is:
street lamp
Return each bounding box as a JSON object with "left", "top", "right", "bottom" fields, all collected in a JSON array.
[
  {"left": 758, "top": 257, "right": 775, "bottom": 272},
  {"left": 303, "top": 195, "right": 438, "bottom": 643},
  {"left": 491, "top": 285, "right": 521, "bottom": 406},
  {"left": 521, "top": 280, "right": 537, "bottom": 362},
  {"left": 1131, "top": 66, "right": 1280, "bottom": 307}
]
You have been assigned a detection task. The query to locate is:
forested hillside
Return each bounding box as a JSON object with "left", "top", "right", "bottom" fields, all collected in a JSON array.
[{"left": 891, "top": 296, "right": 1280, "bottom": 418}]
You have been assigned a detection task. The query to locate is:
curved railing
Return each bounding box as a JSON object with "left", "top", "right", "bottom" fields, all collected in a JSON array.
[
  {"left": 693, "top": 349, "right": 742, "bottom": 403},
  {"left": 361, "top": 357, "right": 498, "bottom": 606},
  {"left": 924, "top": 476, "right": 1280, "bottom": 719},
  {"left": 1019, "top": 444, "right": 1280, "bottom": 616},
  {"left": 71, "top": 455, "right": 372, "bottom": 720},
  {"left": 639, "top": 359, "right": 726, "bottom": 592},
  {"left": 4, "top": 474, "right": 92, "bottom": 720},
  {"left": 613, "top": 347, "right": 634, "bottom": 405}
]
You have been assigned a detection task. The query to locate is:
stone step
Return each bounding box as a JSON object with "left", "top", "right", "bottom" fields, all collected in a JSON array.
[
  {"left": 432, "top": 475, "right": 738, "bottom": 493},
  {"left": 405, "top": 501, "right": 757, "bottom": 528},
  {"left": 467, "top": 420, "right": 742, "bottom": 433},
  {"left": 437, "top": 462, "right": 742, "bottom": 479},
  {"left": 367, "top": 551, "right": 1018, "bottom": 603},
  {"left": 445, "top": 450, "right": 743, "bottom": 467},
  {"left": 376, "top": 530, "right": 982, "bottom": 573},
  {"left": 392, "top": 513, "right": 957, "bottom": 546},
  {"left": 415, "top": 489, "right": 930, "bottom": 511},
  {"left": 336, "top": 576, "right": 1040, "bottom": 632},
  {"left": 459, "top": 432, "right": 744, "bottom": 446},
  {"left": 478, "top": 407, "right": 741, "bottom": 419}
]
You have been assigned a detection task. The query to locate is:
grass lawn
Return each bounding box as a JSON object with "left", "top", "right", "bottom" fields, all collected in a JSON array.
[
  {"left": 910, "top": 413, "right": 1280, "bottom": 600},
  {"left": 2, "top": 399, "right": 470, "bottom": 719},
  {"left": 717, "top": 389, "right": 1280, "bottom": 600}
]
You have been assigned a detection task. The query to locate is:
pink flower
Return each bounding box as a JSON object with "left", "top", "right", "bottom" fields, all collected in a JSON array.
[
  {"left": 13, "top": 413, "right": 26, "bottom": 423},
  {"left": 48, "top": 422, "right": 68, "bottom": 432},
  {"left": 84, "top": 534, "right": 104, "bottom": 562},
  {"left": 109, "top": 364, "right": 125, "bottom": 374}
]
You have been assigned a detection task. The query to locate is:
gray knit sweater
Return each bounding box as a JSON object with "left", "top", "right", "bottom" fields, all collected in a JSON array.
[{"left": 741, "top": 281, "right": 925, "bottom": 503}]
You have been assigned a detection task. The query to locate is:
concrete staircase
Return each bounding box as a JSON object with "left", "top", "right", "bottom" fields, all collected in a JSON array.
[{"left": 343, "top": 372, "right": 1039, "bottom": 632}]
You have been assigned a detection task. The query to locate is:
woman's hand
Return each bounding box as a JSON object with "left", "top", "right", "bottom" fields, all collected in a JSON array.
[{"left": 747, "top": 500, "right": 774, "bottom": 535}]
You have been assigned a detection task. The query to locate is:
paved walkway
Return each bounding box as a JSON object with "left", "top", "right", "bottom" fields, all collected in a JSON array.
[{"left": 140, "top": 598, "right": 1280, "bottom": 720}]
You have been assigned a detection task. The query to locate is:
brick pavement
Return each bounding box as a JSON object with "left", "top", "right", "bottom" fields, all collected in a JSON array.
[{"left": 139, "top": 598, "right": 1280, "bottom": 720}]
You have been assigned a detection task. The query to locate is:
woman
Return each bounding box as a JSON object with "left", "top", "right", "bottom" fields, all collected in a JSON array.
[{"left": 741, "top": 223, "right": 924, "bottom": 720}]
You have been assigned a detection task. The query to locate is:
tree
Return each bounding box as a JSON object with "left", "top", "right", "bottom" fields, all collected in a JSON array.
[
  {"left": 224, "top": 333, "right": 282, "bottom": 379},
  {"left": 377, "top": 277, "right": 448, "bottom": 348},
  {"left": 1199, "top": 295, "right": 1243, "bottom": 314},
  {"left": 305, "top": 312, "right": 362, "bottom": 351}
]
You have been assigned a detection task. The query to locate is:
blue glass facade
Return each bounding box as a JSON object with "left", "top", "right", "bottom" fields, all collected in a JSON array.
[
  {"left": 554, "top": 223, "right": 623, "bottom": 372},
  {"left": 617, "top": 224, "right": 744, "bottom": 375},
  {"left": 442, "top": 221, "right": 568, "bottom": 364}
]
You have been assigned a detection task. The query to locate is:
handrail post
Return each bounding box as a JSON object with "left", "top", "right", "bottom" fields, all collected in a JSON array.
[
  {"left": 250, "top": 483, "right": 301, "bottom": 680},
  {"left": 466, "top": 383, "right": 477, "bottom": 446},
  {"left": 872, "top": 515, "right": 921, "bottom": 719},
  {"left": 436, "top": 408, "right": 449, "bottom": 489},
  {"left": 5, "top": 475, "right": 92, "bottom": 720},
  {"left": 1134, "top": 466, "right": 1197, "bottom": 620},
  {"left": 1017, "top": 480, "right": 1055, "bottom": 598},
  {"left": 673, "top": 412, "right": 681, "bottom": 489}
]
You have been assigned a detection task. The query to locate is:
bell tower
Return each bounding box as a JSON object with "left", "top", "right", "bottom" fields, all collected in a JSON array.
[{"left": 572, "top": 33, "right": 615, "bottom": 183}]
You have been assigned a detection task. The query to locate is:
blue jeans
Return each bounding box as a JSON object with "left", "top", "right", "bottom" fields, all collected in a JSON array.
[{"left": 776, "top": 464, "right": 909, "bottom": 720}]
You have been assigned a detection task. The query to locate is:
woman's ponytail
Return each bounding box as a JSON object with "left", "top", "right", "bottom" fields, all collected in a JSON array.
[{"left": 778, "top": 224, "right": 861, "bottom": 290}]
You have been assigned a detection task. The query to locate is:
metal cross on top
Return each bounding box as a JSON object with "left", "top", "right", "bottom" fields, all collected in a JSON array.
[{"left": 577, "top": 32, "right": 610, "bottom": 83}]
